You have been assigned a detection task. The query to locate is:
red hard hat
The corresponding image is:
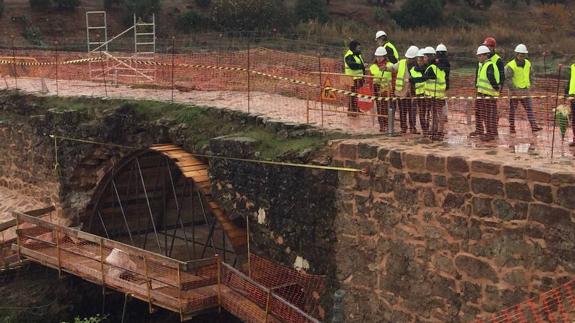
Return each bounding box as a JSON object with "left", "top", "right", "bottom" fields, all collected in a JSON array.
[{"left": 483, "top": 37, "right": 497, "bottom": 47}]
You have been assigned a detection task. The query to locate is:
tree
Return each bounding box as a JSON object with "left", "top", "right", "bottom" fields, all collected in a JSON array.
[
  {"left": 392, "top": 0, "right": 444, "bottom": 28},
  {"left": 29, "top": 0, "right": 51, "bottom": 9},
  {"left": 295, "top": 0, "right": 329, "bottom": 23},
  {"left": 54, "top": 0, "right": 80, "bottom": 10},
  {"left": 104, "top": 0, "right": 162, "bottom": 25},
  {"left": 211, "top": 0, "right": 290, "bottom": 31}
]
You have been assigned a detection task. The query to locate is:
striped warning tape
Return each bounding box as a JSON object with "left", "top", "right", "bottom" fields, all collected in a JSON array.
[{"left": 0, "top": 56, "right": 572, "bottom": 102}]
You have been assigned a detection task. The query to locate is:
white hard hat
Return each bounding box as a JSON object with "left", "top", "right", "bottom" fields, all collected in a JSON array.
[
  {"left": 375, "top": 31, "right": 387, "bottom": 40},
  {"left": 374, "top": 46, "right": 388, "bottom": 57},
  {"left": 423, "top": 46, "right": 436, "bottom": 55},
  {"left": 476, "top": 45, "right": 491, "bottom": 55},
  {"left": 514, "top": 44, "right": 528, "bottom": 54},
  {"left": 405, "top": 46, "right": 419, "bottom": 59},
  {"left": 416, "top": 49, "right": 425, "bottom": 57},
  {"left": 436, "top": 43, "right": 447, "bottom": 52}
]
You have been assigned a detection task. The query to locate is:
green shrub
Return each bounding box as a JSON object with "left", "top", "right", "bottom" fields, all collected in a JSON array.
[
  {"left": 177, "top": 10, "right": 208, "bottom": 33},
  {"left": 0, "top": 0, "right": 4, "bottom": 16},
  {"left": 23, "top": 25, "right": 44, "bottom": 46},
  {"left": 211, "top": 0, "right": 290, "bottom": 31},
  {"left": 392, "top": 0, "right": 443, "bottom": 28},
  {"left": 295, "top": 0, "right": 329, "bottom": 23},
  {"left": 195, "top": 0, "right": 211, "bottom": 8},
  {"left": 447, "top": 6, "right": 486, "bottom": 27},
  {"left": 29, "top": 0, "right": 51, "bottom": 9},
  {"left": 54, "top": 0, "right": 80, "bottom": 10},
  {"left": 374, "top": 7, "right": 388, "bottom": 23}
]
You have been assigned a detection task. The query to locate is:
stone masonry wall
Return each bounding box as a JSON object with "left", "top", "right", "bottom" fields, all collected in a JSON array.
[{"left": 333, "top": 139, "right": 575, "bottom": 322}]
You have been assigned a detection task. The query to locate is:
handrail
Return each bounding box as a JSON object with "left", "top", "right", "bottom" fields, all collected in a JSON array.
[{"left": 0, "top": 206, "right": 55, "bottom": 232}]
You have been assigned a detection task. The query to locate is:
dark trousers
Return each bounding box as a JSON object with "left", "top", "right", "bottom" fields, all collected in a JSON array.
[
  {"left": 349, "top": 79, "right": 364, "bottom": 112},
  {"left": 399, "top": 98, "right": 416, "bottom": 132},
  {"left": 509, "top": 97, "right": 538, "bottom": 131},
  {"left": 374, "top": 84, "right": 392, "bottom": 131},
  {"left": 416, "top": 97, "right": 429, "bottom": 134},
  {"left": 431, "top": 99, "right": 446, "bottom": 137},
  {"left": 423, "top": 98, "right": 435, "bottom": 135},
  {"left": 476, "top": 96, "right": 498, "bottom": 138},
  {"left": 571, "top": 99, "right": 575, "bottom": 139}
]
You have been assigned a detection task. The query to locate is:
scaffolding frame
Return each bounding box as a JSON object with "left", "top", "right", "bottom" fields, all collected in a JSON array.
[{"left": 86, "top": 11, "right": 156, "bottom": 84}]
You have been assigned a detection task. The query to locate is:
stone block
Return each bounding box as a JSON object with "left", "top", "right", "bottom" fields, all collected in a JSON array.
[
  {"left": 389, "top": 150, "right": 403, "bottom": 169},
  {"left": 443, "top": 193, "right": 466, "bottom": 210},
  {"left": 426, "top": 154, "right": 446, "bottom": 173},
  {"left": 424, "top": 188, "right": 436, "bottom": 207},
  {"left": 358, "top": 143, "right": 378, "bottom": 159},
  {"left": 527, "top": 168, "right": 551, "bottom": 183},
  {"left": 472, "top": 197, "right": 493, "bottom": 217},
  {"left": 471, "top": 160, "right": 501, "bottom": 175},
  {"left": 339, "top": 143, "right": 357, "bottom": 159},
  {"left": 448, "top": 175, "right": 469, "bottom": 193},
  {"left": 455, "top": 254, "right": 498, "bottom": 282},
  {"left": 374, "top": 178, "right": 393, "bottom": 193},
  {"left": 505, "top": 182, "right": 532, "bottom": 201},
  {"left": 493, "top": 199, "right": 526, "bottom": 221},
  {"left": 529, "top": 203, "right": 570, "bottom": 226},
  {"left": 410, "top": 172, "right": 432, "bottom": 183},
  {"left": 557, "top": 186, "right": 575, "bottom": 209},
  {"left": 377, "top": 148, "right": 390, "bottom": 161},
  {"left": 503, "top": 165, "right": 527, "bottom": 179},
  {"left": 551, "top": 172, "right": 575, "bottom": 186},
  {"left": 471, "top": 177, "right": 504, "bottom": 196},
  {"left": 534, "top": 184, "right": 553, "bottom": 204},
  {"left": 447, "top": 156, "right": 469, "bottom": 174},
  {"left": 434, "top": 175, "right": 447, "bottom": 187},
  {"left": 503, "top": 269, "right": 528, "bottom": 287},
  {"left": 404, "top": 153, "right": 426, "bottom": 170}
]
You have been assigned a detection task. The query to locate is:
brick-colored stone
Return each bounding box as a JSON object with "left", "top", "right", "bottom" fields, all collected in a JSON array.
[
  {"left": 455, "top": 254, "right": 498, "bottom": 282},
  {"left": 550, "top": 172, "right": 575, "bottom": 186},
  {"left": 471, "top": 160, "right": 501, "bottom": 175},
  {"left": 434, "top": 175, "right": 447, "bottom": 187},
  {"left": 443, "top": 193, "right": 466, "bottom": 209},
  {"left": 472, "top": 197, "right": 493, "bottom": 217},
  {"left": 529, "top": 203, "right": 570, "bottom": 225},
  {"left": 358, "top": 143, "right": 378, "bottom": 159},
  {"left": 389, "top": 150, "right": 402, "bottom": 169},
  {"left": 426, "top": 155, "right": 446, "bottom": 173},
  {"left": 404, "top": 153, "right": 425, "bottom": 170},
  {"left": 527, "top": 168, "right": 551, "bottom": 183},
  {"left": 533, "top": 184, "right": 553, "bottom": 204},
  {"left": 557, "top": 186, "right": 575, "bottom": 209},
  {"left": 505, "top": 182, "right": 532, "bottom": 201},
  {"left": 377, "top": 148, "right": 390, "bottom": 161},
  {"left": 339, "top": 143, "right": 357, "bottom": 159},
  {"left": 447, "top": 156, "right": 469, "bottom": 174},
  {"left": 503, "top": 166, "right": 527, "bottom": 179},
  {"left": 448, "top": 175, "right": 469, "bottom": 193},
  {"left": 409, "top": 172, "right": 432, "bottom": 183},
  {"left": 471, "top": 177, "right": 504, "bottom": 196}
]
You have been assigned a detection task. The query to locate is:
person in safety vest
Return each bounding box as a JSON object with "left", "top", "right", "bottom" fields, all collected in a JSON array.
[
  {"left": 566, "top": 60, "right": 575, "bottom": 146},
  {"left": 505, "top": 44, "right": 542, "bottom": 134},
  {"left": 473, "top": 45, "right": 501, "bottom": 142},
  {"left": 370, "top": 46, "right": 394, "bottom": 132},
  {"left": 344, "top": 40, "right": 366, "bottom": 115},
  {"left": 436, "top": 44, "right": 451, "bottom": 124},
  {"left": 483, "top": 37, "right": 505, "bottom": 136},
  {"left": 388, "top": 45, "right": 419, "bottom": 134},
  {"left": 411, "top": 49, "right": 427, "bottom": 134},
  {"left": 376, "top": 31, "right": 400, "bottom": 94},
  {"left": 412, "top": 46, "right": 447, "bottom": 140}
]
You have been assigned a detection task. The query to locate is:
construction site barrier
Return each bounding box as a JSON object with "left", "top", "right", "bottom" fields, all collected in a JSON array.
[{"left": 11, "top": 210, "right": 323, "bottom": 322}]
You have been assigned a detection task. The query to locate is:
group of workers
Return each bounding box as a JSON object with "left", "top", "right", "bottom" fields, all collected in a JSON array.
[{"left": 344, "top": 31, "right": 575, "bottom": 144}]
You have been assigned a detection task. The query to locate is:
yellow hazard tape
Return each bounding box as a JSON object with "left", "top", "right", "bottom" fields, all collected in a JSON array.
[{"left": 1, "top": 56, "right": 570, "bottom": 102}]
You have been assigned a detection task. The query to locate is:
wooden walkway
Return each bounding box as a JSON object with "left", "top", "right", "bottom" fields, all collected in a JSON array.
[
  {"left": 12, "top": 211, "right": 320, "bottom": 323},
  {"left": 149, "top": 144, "right": 247, "bottom": 254}
]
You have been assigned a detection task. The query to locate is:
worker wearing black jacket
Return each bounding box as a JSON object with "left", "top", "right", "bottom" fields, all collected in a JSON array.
[{"left": 344, "top": 40, "right": 366, "bottom": 114}]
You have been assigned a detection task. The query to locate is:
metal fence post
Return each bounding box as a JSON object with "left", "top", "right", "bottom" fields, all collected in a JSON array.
[
  {"left": 318, "top": 50, "right": 324, "bottom": 128},
  {"left": 550, "top": 64, "right": 563, "bottom": 160},
  {"left": 10, "top": 35, "right": 17, "bottom": 90},
  {"left": 332, "top": 289, "right": 346, "bottom": 323},
  {"left": 387, "top": 96, "right": 395, "bottom": 136},
  {"left": 54, "top": 40, "right": 59, "bottom": 96},
  {"left": 144, "top": 255, "right": 152, "bottom": 313},
  {"left": 171, "top": 36, "right": 175, "bottom": 103},
  {"left": 247, "top": 41, "right": 251, "bottom": 113}
]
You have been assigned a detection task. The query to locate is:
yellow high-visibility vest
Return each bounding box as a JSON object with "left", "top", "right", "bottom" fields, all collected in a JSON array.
[
  {"left": 383, "top": 42, "right": 399, "bottom": 82},
  {"left": 569, "top": 64, "right": 575, "bottom": 95},
  {"left": 424, "top": 65, "right": 446, "bottom": 98},
  {"left": 370, "top": 63, "right": 393, "bottom": 90},
  {"left": 476, "top": 60, "right": 500, "bottom": 97},
  {"left": 506, "top": 59, "right": 531, "bottom": 89},
  {"left": 395, "top": 59, "right": 407, "bottom": 93},
  {"left": 409, "top": 66, "right": 425, "bottom": 95},
  {"left": 344, "top": 49, "right": 365, "bottom": 80}
]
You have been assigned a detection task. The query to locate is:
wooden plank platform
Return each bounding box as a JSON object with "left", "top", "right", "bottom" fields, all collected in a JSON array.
[{"left": 149, "top": 145, "right": 247, "bottom": 255}]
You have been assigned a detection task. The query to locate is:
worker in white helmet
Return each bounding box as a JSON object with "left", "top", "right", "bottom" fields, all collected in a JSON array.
[
  {"left": 566, "top": 58, "right": 575, "bottom": 146},
  {"left": 375, "top": 30, "right": 400, "bottom": 96},
  {"left": 436, "top": 44, "right": 451, "bottom": 124},
  {"left": 411, "top": 47, "right": 447, "bottom": 140},
  {"left": 505, "top": 44, "right": 542, "bottom": 134},
  {"left": 410, "top": 49, "right": 427, "bottom": 134},
  {"left": 385, "top": 45, "right": 419, "bottom": 133},
  {"left": 472, "top": 45, "right": 501, "bottom": 141},
  {"left": 370, "top": 46, "right": 394, "bottom": 132}
]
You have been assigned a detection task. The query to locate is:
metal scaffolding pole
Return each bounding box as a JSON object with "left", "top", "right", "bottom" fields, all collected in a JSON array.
[
  {"left": 112, "top": 179, "right": 135, "bottom": 245},
  {"left": 166, "top": 159, "right": 192, "bottom": 259},
  {"left": 197, "top": 191, "right": 217, "bottom": 257},
  {"left": 136, "top": 158, "right": 163, "bottom": 254}
]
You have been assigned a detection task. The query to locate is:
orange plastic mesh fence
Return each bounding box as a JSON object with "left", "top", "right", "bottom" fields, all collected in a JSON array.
[
  {"left": 476, "top": 280, "right": 575, "bottom": 323},
  {"left": 248, "top": 253, "right": 324, "bottom": 320}
]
